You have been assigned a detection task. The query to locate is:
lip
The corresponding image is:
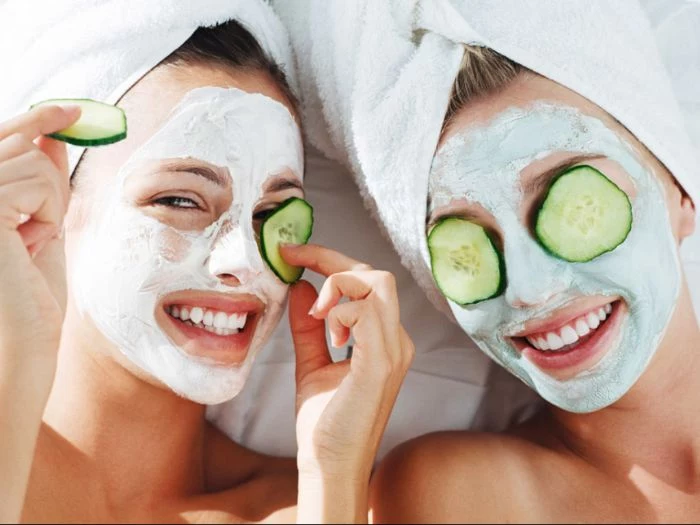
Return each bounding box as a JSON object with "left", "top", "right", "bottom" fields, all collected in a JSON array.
[
  {"left": 155, "top": 291, "right": 265, "bottom": 366},
  {"left": 509, "top": 296, "right": 621, "bottom": 338},
  {"left": 511, "top": 299, "right": 627, "bottom": 380}
]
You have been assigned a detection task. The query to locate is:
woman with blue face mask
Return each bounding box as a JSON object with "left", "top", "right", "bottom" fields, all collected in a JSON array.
[{"left": 271, "top": 0, "right": 700, "bottom": 521}]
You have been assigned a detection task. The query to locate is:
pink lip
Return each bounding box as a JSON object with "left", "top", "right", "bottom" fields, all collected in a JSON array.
[
  {"left": 512, "top": 300, "right": 627, "bottom": 380},
  {"left": 155, "top": 291, "right": 265, "bottom": 366},
  {"left": 511, "top": 296, "right": 620, "bottom": 338}
]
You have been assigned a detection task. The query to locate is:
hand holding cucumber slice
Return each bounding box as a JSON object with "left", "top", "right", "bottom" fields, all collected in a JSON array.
[
  {"left": 428, "top": 218, "right": 505, "bottom": 305},
  {"left": 31, "top": 98, "right": 127, "bottom": 147},
  {"left": 260, "top": 197, "right": 314, "bottom": 284},
  {"left": 535, "top": 165, "right": 632, "bottom": 262}
]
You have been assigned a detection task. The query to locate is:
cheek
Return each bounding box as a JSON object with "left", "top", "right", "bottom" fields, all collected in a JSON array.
[{"left": 157, "top": 229, "right": 193, "bottom": 263}]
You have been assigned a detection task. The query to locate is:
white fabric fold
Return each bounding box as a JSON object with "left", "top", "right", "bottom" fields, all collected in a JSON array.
[
  {"left": 273, "top": 0, "right": 700, "bottom": 315},
  {"left": 0, "top": 0, "right": 295, "bottom": 175}
]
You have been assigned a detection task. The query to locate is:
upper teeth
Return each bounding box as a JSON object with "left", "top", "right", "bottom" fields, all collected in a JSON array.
[
  {"left": 526, "top": 303, "right": 613, "bottom": 352},
  {"left": 167, "top": 305, "right": 248, "bottom": 334}
]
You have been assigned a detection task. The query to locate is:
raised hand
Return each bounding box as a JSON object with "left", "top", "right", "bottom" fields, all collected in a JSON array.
[
  {"left": 0, "top": 105, "right": 80, "bottom": 523},
  {"left": 282, "top": 244, "right": 414, "bottom": 523}
]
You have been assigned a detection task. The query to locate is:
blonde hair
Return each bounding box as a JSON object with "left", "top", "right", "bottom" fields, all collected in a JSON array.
[{"left": 444, "top": 46, "right": 524, "bottom": 128}]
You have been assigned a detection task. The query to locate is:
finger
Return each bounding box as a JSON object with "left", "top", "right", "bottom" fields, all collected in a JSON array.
[
  {"left": 311, "top": 272, "right": 374, "bottom": 318},
  {"left": 0, "top": 105, "right": 81, "bottom": 142},
  {"left": 33, "top": 237, "right": 67, "bottom": 315},
  {"left": 326, "top": 300, "right": 365, "bottom": 348},
  {"left": 289, "top": 280, "right": 333, "bottom": 384},
  {"left": 36, "top": 136, "right": 70, "bottom": 210},
  {"left": 326, "top": 300, "right": 391, "bottom": 374},
  {"left": 37, "top": 135, "right": 70, "bottom": 176},
  {"left": 0, "top": 163, "right": 65, "bottom": 231},
  {"left": 0, "top": 132, "right": 34, "bottom": 163},
  {"left": 280, "top": 243, "right": 372, "bottom": 277},
  {"left": 17, "top": 220, "right": 59, "bottom": 254}
]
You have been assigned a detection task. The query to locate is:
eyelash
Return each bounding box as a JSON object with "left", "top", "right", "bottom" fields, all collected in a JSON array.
[
  {"left": 253, "top": 207, "right": 278, "bottom": 221},
  {"left": 153, "top": 196, "right": 200, "bottom": 210}
]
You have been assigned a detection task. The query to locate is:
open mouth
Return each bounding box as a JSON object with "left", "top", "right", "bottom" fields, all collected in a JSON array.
[
  {"left": 165, "top": 304, "right": 253, "bottom": 337},
  {"left": 157, "top": 293, "right": 265, "bottom": 366},
  {"left": 510, "top": 299, "right": 626, "bottom": 377}
]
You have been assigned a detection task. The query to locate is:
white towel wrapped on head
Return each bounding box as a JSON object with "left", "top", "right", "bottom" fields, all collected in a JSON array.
[
  {"left": 0, "top": 0, "right": 294, "bottom": 175},
  {"left": 272, "top": 0, "right": 700, "bottom": 316}
]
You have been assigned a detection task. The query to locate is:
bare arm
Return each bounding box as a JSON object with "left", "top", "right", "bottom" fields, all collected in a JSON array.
[{"left": 0, "top": 105, "right": 80, "bottom": 522}]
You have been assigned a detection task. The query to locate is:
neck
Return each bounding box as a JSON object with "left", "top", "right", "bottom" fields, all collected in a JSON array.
[
  {"left": 549, "top": 286, "right": 700, "bottom": 488},
  {"left": 44, "top": 306, "right": 207, "bottom": 506}
]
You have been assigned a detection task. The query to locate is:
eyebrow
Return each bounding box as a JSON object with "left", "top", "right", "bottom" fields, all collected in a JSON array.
[
  {"left": 264, "top": 176, "right": 304, "bottom": 193},
  {"left": 521, "top": 154, "right": 605, "bottom": 194},
  {"left": 162, "top": 160, "right": 230, "bottom": 187}
]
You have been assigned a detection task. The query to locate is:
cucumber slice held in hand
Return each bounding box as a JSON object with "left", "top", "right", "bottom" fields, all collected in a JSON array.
[
  {"left": 31, "top": 98, "right": 127, "bottom": 147},
  {"left": 260, "top": 197, "right": 314, "bottom": 284},
  {"left": 535, "top": 165, "right": 633, "bottom": 262},
  {"left": 428, "top": 217, "right": 505, "bottom": 305}
]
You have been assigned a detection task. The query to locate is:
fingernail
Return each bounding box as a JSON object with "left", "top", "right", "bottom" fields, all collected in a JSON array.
[
  {"left": 62, "top": 105, "right": 82, "bottom": 119},
  {"left": 307, "top": 300, "right": 318, "bottom": 317}
]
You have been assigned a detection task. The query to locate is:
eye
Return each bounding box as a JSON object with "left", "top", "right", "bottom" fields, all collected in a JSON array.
[
  {"left": 427, "top": 217, "right": 506, "bottom": 305},
  {"left": 534, "top": 165, "right": 632, "bottom": 262},
  {"left": 253, "top": 206, "right": 279, "bottom": 222},
  {"left": 152, "top": 196, "right": 201, "bottom": 210}
]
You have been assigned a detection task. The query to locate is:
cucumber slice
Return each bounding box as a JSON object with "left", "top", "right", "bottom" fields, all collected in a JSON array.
[
  {"left": 260, "top": 197, "right": 314, "bottom": 284},
  {"left": 428, "top": 217, "right": 504, "bottom": 305},
  {"left": 535, "top": 165, "right": 632, "bottom": 262},
  {"left": 31, "top": 98, "right": 127, "bottom": 147}
]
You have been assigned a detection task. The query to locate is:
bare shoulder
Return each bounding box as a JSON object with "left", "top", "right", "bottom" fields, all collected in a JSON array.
[
  {"left": 370, "top": 431, "right": 552, "bottom": 523},
  {"left": 198, "top": 424, "right": 297, "bottom": 521}
]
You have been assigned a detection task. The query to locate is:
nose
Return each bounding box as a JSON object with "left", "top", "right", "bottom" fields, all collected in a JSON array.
[
  {"left": 503, "top": 230, "right": 572, "bottom": 309},
  {"left": 207, "top": 224, "right": 264, "bottom": 286}
]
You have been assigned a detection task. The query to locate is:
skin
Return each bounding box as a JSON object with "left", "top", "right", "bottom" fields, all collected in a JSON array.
[
  {"left": 370, "top": 74, "right": 699, "bottom": 523},
  {"left": 0, "top": 61, "right": 413, "bottom": 523}
]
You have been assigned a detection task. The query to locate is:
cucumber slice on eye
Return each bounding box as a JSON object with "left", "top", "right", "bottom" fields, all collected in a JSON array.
[
  {"left": 31, "top": 98, "right": 127, "bottom": 147},
  {"left": 535, "top": 165, "right": 632, "bottom": 262},
  {"left": 260, "top": 197, "right": 314, "bottom": 284},
  {"left": 428, "top": 217, "right": 505, "bottom": 305}
]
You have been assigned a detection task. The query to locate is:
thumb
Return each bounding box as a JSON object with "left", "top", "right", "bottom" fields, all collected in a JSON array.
[
  {"left": 37, "top": 135, "right": 70, "bottom": 175},
  {"left": 289, "top": 279, "right": 332, "bottom": 384}
]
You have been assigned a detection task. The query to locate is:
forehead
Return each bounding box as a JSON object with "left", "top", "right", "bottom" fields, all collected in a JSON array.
[
  {"left": 428, "top": 103, "right": 639, "bottom": 215},
  {"left": 78, "top": 65, "right": 302, "bottom": 186},
  {"left": 124, "top": 86, "right": 303, "bottom": 180}
]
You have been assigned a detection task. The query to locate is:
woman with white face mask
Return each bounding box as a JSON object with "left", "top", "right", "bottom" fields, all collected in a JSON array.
[
  {"left": 270, "top": 0, "right": 700, "bottom": 522},
  {"left": 0, "top": 4, "right": 413, "bottom": 523}
]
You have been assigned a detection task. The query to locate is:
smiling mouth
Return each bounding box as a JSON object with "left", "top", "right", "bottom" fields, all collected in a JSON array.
[
  {"left": 520, "top": 302, "right": 614, "bottom": 352},
  {"left": 165, "top": 304, "right": 253, "bottom": 337},
  {"left": 510, "top": 299, "right": 626, "bottom": 376}
]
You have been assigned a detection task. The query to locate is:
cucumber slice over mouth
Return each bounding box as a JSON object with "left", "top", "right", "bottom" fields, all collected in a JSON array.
[
  {"left": 260, "top": 197, "right": 314, "bottom": 284},
  {"left": 535, "top": 165, "right": 633, "bottom": 262},
  {"left": 428, "top": 217, "right": 505, "bottom": 305},
  {"left": 31, "top": 98, "right": 127, "bottom": 147}
]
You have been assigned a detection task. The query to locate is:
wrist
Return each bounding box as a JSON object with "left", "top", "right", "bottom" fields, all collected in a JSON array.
[
  {"left": 297, "top": 473, "right": 369, "bottom": 524},
  {"left": 0, "top": 350, "right": 56, "bottom": 401}
]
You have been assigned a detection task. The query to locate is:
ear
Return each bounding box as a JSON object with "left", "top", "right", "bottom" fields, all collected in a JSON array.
[{"left": 678, "top": 191, "right": 696, "bottom": 241}]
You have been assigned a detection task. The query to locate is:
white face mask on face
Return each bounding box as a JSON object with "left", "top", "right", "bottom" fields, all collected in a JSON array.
[
  {"left": 71, "top": 87, "right": 303, "bottom": 405},
  {"left": 427, "top": 103, "right": 681, "bottom": 413}
]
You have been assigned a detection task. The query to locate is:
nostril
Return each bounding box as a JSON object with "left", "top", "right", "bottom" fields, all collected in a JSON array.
[{"left": 217, "top": 273, "right": 242, "bottom": 286}]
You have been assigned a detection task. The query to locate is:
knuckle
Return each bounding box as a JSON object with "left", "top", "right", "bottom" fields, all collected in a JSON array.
[
  {"left": 353, "top": 262, "right": 373, "bottom": 272},
  {"left": 376, "top": 270, "right": 397, "bottom": 290},
  {"left": 4, "top": 133, "right": 31, "bottom": 154},
  {"left": 27, "top": 148, "right": 47, "bottom": 165},
  {"left": 35, "top": 104, "right": 62, "bottom": 122}
]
